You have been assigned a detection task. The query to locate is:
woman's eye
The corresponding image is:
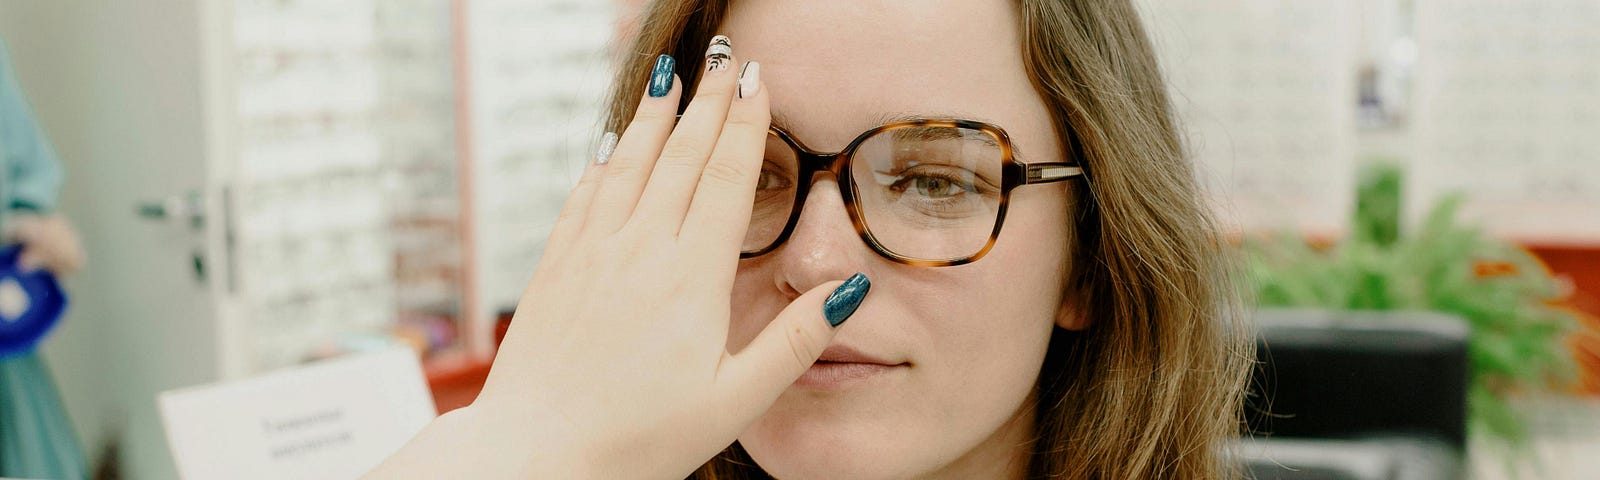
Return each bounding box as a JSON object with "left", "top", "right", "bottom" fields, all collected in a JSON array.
[
  {"left": 756, "top": 167, "right": 792, "bottom": 191},
  {"left": 901, "top": 174, "right": 975, "bottom": 199}
]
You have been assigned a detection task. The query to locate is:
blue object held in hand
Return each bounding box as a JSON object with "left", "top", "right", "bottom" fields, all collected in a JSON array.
[{"left": 0, "top": 244, "right": 67, "bottom": 359}]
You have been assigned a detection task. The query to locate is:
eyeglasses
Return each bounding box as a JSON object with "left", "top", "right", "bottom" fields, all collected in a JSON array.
[{"left": 742, "top": 118, "right": 1084, "bottom": 267}]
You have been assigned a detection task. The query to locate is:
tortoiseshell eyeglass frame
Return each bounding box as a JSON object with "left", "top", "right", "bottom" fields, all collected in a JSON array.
[{"left": 744, "top": 118, "right": 1086, "bottom": 267}]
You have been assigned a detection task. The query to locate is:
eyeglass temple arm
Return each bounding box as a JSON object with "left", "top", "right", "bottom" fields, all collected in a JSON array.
[{"left": 1023, "top": 162, "right": 1085, "bottom": 184}]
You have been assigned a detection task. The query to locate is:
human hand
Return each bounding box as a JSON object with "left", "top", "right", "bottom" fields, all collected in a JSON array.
[
  {"left": 7, "top": 214, "right": 85, "bottom": 276},
  {"left": 368, "top": 36, "right": 870, "bottom": 479}
]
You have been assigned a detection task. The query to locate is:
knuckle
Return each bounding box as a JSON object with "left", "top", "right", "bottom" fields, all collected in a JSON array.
[
  {"left": 616, "top": 221, "right": 667, "bottom": 247},
  {"left": 701, "top": 159, "right": 748, "bottom": 186},
  {"left": 659, "top": 141, "right": 706, "bottom": 162},
  {"left": 653, "top": 155, "right": 702, "bottom": 175},
  {"left": 554, "top": 199, "right": 586, "bottom": 224},
  {"left": 595, "top": 234, "right": 644, "bottom": 262},
  {"left": 692, "top": 87, "right": 733, "bottom": 102},
  {"left": 567, "top": 176, "right": 599, "bottom": 197},
  {"left": 554, "top": 205, "right": 580, "bottom": 224},
  {"left": 723, "top": 112, "right": 769, "bottom": 130},
  {"left": 601, "top": 160, "right": 644, "bottom": 179},
  {"left": 631, "top": 108, "right": 674, "bottom": 124}
]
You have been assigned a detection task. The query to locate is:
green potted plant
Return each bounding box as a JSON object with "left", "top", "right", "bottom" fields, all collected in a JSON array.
[{"left": 1241, "top": 161, "right": 1578, "bottom": 455}]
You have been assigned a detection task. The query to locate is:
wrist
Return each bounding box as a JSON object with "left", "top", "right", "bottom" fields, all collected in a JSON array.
[
  {"left": 368, "top": 401, "right": 592, "bottom": 479},
  {"left": 441, "top": 402, "right": 595, "bottom": 478}
]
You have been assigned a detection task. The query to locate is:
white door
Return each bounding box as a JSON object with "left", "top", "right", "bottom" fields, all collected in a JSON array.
[{"left": 0, "top": 1, "right": 233, "bottom": 478}]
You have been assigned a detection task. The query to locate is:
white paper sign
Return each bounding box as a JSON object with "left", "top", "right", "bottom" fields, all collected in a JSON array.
[{"left": 158, "top": 349, "right": 437, "bottom": 480}]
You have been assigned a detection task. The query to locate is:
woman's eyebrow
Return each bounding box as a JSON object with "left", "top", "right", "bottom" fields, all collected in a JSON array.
[
  {"left": 769, "top": 110, "right": 1031, "bottom": 162},
  {"left": 875, "top": 112, "right": 1028, "bottom": 162}
]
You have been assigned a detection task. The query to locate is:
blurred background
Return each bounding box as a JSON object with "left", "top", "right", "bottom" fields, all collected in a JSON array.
[{"left": 0, "top": 0, "right": 1594, "bottom": 478}]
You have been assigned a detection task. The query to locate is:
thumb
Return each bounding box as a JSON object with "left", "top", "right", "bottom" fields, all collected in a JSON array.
[{"left": 716, "top": 273, "right": 871, "bottom": 415}]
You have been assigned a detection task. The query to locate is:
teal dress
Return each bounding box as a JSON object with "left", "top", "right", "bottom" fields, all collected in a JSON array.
[{"left": 0, "top": 37, "right": 88, "bottom": 479}]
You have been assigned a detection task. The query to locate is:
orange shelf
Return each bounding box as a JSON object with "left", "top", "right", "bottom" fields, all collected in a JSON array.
[
  {"left": 424, "top": 312, "right": 511, "bottom": 414},
  {"left": 1527, "top": 244, "right": 1600, "bottom": 318},
  {"left": 1526, "top": 244, "right": 1600, "bottom": 396}
]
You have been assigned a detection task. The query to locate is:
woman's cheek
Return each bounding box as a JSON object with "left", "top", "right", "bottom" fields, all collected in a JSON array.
[
  {"left": 924, "top": 303, "right": 1045, "bottom": 397},
  {"left": 727, "top": 268, "right": 780, "bottom": 352}
]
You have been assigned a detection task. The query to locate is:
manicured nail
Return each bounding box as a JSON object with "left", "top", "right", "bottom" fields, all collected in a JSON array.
[
  {"left": 649, "top": 54, "right": 675, "bottom": 97},
  {"left": 705, "top": 35, "right": 732, "bottom": 72},
  {"left": 738, "top": 61, "right": 760, "bottom": 99},
  {"left": 594, "top": 132, "right": 618, "bottom": 165},
  {"left": 823, "top": 273, "right": 870, "bottom": 327}
]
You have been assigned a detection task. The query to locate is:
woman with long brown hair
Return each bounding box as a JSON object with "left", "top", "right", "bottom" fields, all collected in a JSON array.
[{"left": 372, "top": 1, "right": 1253, "bottom": 478}]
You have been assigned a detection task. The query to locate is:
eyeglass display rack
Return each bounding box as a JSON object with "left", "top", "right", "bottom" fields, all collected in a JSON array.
[
  {"left": 221, "top": 0, "right": 615, "bottom": 379},
  {"left": 1138, "top": 0, "right": 1360, "bottom": 238},
  {"left": 1410, "top": 0, "right": 1600, "bottom": 245}
]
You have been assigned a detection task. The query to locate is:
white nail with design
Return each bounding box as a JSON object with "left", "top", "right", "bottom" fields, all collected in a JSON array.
[{"left": 738, "top": 61, "right": 760, "bottom": 99}]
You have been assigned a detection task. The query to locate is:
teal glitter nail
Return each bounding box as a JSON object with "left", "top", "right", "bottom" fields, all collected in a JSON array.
[
  {"left": 823, "top": 273, "right": 871, "bottom": 327},
  {"left": 649, "top": 54, "right": 675, "bottom": 97}
]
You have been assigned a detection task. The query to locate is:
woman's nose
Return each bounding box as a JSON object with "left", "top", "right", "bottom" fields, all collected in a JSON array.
[{"left": 772, "top": 176, "right": 873, "bottom": 299}]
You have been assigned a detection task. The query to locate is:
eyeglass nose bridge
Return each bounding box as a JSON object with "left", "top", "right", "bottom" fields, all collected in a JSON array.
[
  {"left": 737, "top": 128, "right": 878, "bottom": 261},
  {"left": 754, "top": 129, "right": 970, "bottom": 267},
  {"left": 794, "top": 149, "right": 853, "bottom": 179}
]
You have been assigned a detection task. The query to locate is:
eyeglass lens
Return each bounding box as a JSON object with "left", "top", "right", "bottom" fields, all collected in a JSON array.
[{"left": 744, "top": 125, "right": 1006, "bottom": 262}]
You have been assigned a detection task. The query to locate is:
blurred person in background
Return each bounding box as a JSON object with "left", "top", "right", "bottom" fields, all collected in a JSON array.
[{"left": 0, "top": 35, "right": 89, "bottom": 479}]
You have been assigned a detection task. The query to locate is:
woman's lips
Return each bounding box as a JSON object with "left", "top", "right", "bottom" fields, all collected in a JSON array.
[
  {"left": 794, "top": 343, "right": 906, "bottom": 390},
  {"left": 793, "top": 361, "right": 906, "bottom": 390}
]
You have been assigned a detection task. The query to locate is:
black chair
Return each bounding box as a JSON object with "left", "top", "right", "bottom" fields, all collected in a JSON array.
[{"left": 1241, "top": 309, "right": 1470, "bottom": 480}]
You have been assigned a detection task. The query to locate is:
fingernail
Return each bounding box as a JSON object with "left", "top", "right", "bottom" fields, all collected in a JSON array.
[
  {"left": 594, "top": 131, "right": 618, "bottom": 165},
  {"left": 649, "top": 54, "right": 675, "bottom": 97},
  {"left": 705, "top": 35, "right": 732, "bottom": 72},
  {"left": 823, "top": 273, "right": 870, "bottom": 327},
  {"left": 737, "top": 61, "right": 760, "bottom": 99}
]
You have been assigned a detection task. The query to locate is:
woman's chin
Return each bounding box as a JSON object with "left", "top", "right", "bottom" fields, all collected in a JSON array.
[{"left": 739, "top": 409, "right": 913, "bottom": 479}]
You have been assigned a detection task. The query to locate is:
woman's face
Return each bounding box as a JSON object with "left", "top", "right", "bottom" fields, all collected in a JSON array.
[{"left": 721, "top": 2, "right": 1078, "bottom": 478}]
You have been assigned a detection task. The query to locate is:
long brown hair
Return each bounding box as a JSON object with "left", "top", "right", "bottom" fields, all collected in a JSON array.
[{"left": 601, "top": 1, "right": 1254, "bottom": 478}]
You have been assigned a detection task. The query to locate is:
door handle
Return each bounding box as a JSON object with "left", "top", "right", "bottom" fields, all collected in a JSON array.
[
  {"left": 136, "top": 191, "right": 205, "bottom": 230},
  {"left": 135, "top": 190, "right": 209, "bottom": 283}
]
